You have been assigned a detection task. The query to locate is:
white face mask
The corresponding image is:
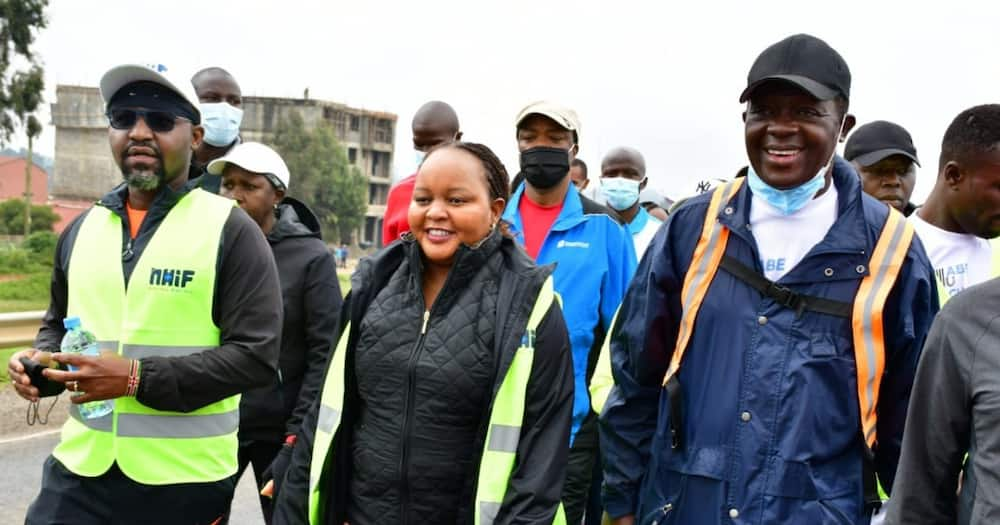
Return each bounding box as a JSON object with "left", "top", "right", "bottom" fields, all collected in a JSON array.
[{"left": 200, "top": 102, "right": 243, "bottom": 147}]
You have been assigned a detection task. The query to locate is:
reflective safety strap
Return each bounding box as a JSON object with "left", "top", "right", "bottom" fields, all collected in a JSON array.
[
  {"left": 69, "top": 405, "right": 113, "bottom": 432},
  {"left": 487, "top": 424, "right": 521, "bottom": 453},
  {"left": 309, "top": 322, "right": 352, "bottom": 524},
  {"left": 121, "top": 344, "right": 213, "bottom": 359},
  {"left": 662, "top": 179, "right": 744, "bottom": 386},
  {"left": 480, "top": 502, "right": 501, "bottom": 524},
  {"left": 116, "top": 410, "right": 239, "bottom": 438},
  {"left": 317, "top": 404, "right": 341, "bottom": 435},
  {"left": 852, "top": 208, "right": 914, "bottom": 449},
  {"left": 475, "top": 277, "right": 556, "bottom": 525}
]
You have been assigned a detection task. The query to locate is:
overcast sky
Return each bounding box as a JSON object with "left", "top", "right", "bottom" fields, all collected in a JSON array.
[{"left": 16, "top": 0, "right": 1000, "bottom": 203}]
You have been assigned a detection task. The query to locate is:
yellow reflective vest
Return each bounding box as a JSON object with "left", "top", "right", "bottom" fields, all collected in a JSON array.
[
  {"left": 54, "top": 188, "right": 238, "bottom": 485},
  {"left": 307, "top": 277, "right": 566, "bottom": 525}
]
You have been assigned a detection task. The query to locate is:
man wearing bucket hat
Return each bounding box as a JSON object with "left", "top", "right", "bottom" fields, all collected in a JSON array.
[
  {"left": 7, "top": 63, "right": 282, "bottom": 524},
  {"left": 600, "top": 34, "right": 937, "bottom": 524},
  {"left": 211, "top": 142, "right": 341, "bottom": 524},
  {"left": 845, "top": 120, "right": 921, "bottom": 216}
]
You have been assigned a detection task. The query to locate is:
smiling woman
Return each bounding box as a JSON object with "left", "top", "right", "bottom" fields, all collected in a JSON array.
[{"left": 274, "top": 142, "right": 575, "bottom": 525}]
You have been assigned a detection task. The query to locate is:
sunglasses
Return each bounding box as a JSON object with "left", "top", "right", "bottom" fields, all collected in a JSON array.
[{"left": 107, "top": 108, "right": 190, "bottom": 133}]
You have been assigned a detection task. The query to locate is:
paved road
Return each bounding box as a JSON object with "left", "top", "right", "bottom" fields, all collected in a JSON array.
[{"left": 0, "top": 430, "right": 264, "bottom": 525}]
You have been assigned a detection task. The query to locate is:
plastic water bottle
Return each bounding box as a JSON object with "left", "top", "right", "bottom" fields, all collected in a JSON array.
[{"left": 61, "top": 316, "right": 113, "bottom": 419}]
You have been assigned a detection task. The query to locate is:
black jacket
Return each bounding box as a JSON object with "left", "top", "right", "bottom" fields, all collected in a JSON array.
[
  {"left": 239, "top": 198, "right": 341, "bottom": 443},
  {"left": 274, "top": 231, "right": 574, "bottom": 525},
  {"left": 34, "top": 182, "right": 283, "bottom": 413}
]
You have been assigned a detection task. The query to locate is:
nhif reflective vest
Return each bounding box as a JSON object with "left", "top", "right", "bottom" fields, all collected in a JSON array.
[
  {"left": 661, "top": 179, "right": 914, "bottom": 501},
  {"left": 307, "top": 276, "right": 566, "bottom": 525},
  {"left": 54, "top": 188, "right": 238, "bottom": 485}
]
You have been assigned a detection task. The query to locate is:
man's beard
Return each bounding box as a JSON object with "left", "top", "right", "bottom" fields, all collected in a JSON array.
[{"left": 123, "top": 166, "right": 166, "bottom": 191}]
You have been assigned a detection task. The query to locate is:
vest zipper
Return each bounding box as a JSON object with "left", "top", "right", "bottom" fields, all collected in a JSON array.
[{"left": 399, "top": 308, "right": 431, "bottom": 524}]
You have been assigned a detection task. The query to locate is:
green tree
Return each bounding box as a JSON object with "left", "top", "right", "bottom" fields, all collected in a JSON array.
[
  {"left": 0, "top": 198, "right": 57, "bottom": 233},
  {"left": 270, "top": 111, "right": 368, "bottom": 243},
  {"left": 0, "top": 0, "right": 47, "bottom": 145},
  {"left": 9, "top": 65, "right": 43, "bottom": 234}
]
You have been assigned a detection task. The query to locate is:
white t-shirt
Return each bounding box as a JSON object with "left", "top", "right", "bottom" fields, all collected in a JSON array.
[
  {"left": 909, "top": 212, "right": 992, "bottom": 297},
  {"left": 749, "top": 183, "right": 839, "bottom": 282}
]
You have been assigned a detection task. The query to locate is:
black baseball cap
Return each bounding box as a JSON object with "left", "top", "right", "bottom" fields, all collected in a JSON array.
[
  {"left": 845, "top": 120, "right": 920, "bottom": 167},
  {"left": 739, "top": 34, "right": 851, "bottom": 103}
]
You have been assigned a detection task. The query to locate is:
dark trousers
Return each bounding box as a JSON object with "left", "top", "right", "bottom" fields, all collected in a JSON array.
[
  {"left": 563, "top": 412, "right": 601, "bottom": 525},
  {"left": 232, "top": 440, "right": 283, "bottom": 525},
  {"left": 25, "top": 455, "right": 235, "bottom": 525}
]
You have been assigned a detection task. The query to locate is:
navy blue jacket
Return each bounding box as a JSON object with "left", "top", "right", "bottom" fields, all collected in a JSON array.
[{"left": 600, "top": 158, "right": 938, "bottom": 524}]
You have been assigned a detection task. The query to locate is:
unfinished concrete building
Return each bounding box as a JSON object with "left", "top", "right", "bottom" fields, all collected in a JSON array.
[{"left": 50, "top": 85, "right": 396, "bottom": 246}]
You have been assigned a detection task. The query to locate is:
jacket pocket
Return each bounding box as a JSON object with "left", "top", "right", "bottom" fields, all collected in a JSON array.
[{"left": 761, "top": 458, "right": 860, "bottom": 524}]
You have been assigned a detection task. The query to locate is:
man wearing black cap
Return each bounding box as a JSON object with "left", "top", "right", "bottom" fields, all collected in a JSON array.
[
  {"left": 600, "top": 34, "right": 936, "bottom": 525},
  {"left": 846, "top": 120, "right": 921, "bottom": 216},
  {"left": 7, "top": 63, "right": 282, "bottom": 524}
]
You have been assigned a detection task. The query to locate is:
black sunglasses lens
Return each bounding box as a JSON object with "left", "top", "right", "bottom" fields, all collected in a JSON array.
[
  {"left": 108, "top": 109, "right": 137, "bottom": 129},
  {"left": 145, "top": 111, "right": 177, "bottom": 132},
  {"left": 107, "top": 109, "right": 177, "bottom": 132}
]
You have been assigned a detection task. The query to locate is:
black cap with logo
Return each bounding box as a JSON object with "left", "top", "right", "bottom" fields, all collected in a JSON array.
[
  {"left": 845, "top": 121, "right": 920, "bottom": 167},
  {"left": 739, "top": 34, "right": 851, "bottom": 103}
]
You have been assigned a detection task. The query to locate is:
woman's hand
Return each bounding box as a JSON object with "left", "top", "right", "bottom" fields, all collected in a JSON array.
[{"left": 43, "top": 352, "right": 131, "bottom": 402}]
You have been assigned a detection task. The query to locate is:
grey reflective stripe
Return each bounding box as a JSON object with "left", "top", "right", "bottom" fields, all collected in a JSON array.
[
  {"left": 317, "top": 405, "right": 341, "bottom": 434},
  {"left": 480, "top": 501, "right": 501, "bottom": 524},
  {"left": 121, "top": 344, "right": 213, "bottom": 359},
  {"left": 97, "top": 340, "right": 119, "bottom": 353},
  {"left": 859, "top": 218, "right": 908, "bottom": 443},
  {"left": 69, "top": 404, "right": 113, "bottom": 432},
  {"left": 487, "top": 424, "right": 521, "bottom": 453},
  {"left": 116, "top": 410, "right": 238, "bottom": 438}
]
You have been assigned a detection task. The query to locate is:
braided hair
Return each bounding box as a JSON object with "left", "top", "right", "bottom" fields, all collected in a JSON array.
[{"left": 424, "top": 141, "right": 512, "bottom": 235}]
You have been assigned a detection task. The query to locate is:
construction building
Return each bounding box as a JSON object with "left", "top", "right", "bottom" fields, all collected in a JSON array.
[{"left": 49, "top": 85, "right": 396, "bottom": 246}]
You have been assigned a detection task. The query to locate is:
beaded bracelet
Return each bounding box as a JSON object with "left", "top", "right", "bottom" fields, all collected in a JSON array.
[{"left": 125, "top": 359, "right": 141, "bottom": 397}]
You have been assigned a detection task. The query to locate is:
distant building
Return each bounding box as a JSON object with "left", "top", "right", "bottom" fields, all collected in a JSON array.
[
  {"left": 0, "top": 156, "right": 47, "bottom": 205},
  {"left": 50, "top": 85, "right": 396, "bottom": 246}
]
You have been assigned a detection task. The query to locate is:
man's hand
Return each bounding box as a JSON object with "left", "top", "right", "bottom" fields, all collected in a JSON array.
[
  {"left": 608, "top": 515, "right": 635, "bottom": 525},
  {"left": 44, "top": 352, "right": 131, "bottom": 403},
  {"left": 7, "top": 349, "right": 44, "bottom": 401}
]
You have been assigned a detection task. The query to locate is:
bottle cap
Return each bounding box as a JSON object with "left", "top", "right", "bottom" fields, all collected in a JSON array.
[{"left": 62, "top": 316, "right": 81, "bottom": 330}]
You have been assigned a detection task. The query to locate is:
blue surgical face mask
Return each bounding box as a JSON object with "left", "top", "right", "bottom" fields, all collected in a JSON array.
[
  {"left": 602, "top": 177, "right": 642, "bottom": 211},
  {"left": 747, "top": 116, "right": 846, "bottom": 215},
  {"left": 200, "top": 102, "right": 243, "bottom": 147}
]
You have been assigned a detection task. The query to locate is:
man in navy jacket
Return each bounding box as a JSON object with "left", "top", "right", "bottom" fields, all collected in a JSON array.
[{"left": 600, "top": 34, "right": 937, "bottom": 525}]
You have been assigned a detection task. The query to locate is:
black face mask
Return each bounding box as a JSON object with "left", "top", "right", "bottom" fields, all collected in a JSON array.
[{"left": 520, "top": 146, "right": 571, "bottom": 189}]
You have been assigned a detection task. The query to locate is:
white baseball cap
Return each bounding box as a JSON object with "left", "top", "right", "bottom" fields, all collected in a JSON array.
[
  {"left": 99, "top": 63, "right": 201, "bottom": 123},
  {"left": 207, "top": 142, "right": 291, "bottom": 191},
  {"left": 515, "top": 100, "right": 581, "bottom": 144}
]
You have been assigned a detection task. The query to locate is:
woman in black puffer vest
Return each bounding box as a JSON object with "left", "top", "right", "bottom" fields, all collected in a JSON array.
[{"left": 273, "top": 142, "right": 574, "bottom": 525}]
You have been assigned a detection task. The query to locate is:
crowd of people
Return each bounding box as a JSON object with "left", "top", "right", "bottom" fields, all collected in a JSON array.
[{"left": 5, "top": 31, "right": 1000, "bottom": 525}]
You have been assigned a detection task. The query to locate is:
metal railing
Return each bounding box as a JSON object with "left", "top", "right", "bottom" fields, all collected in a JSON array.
[{"left": 0, "top": 311, "right": 43, "bottom": 349}]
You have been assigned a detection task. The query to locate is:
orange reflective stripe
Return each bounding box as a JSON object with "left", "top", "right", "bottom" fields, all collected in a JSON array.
[
  {"left": 663, "top": 179, "right": 744, "bottom": 385},
  {"left": 851, "top": 208, "right": 914, "bottom": 448}
]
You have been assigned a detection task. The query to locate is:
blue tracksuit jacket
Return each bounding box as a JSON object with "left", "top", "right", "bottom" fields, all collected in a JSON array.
[
  {"left": 503, "top": 183, "right": 637, "bottom": 440},
  {"left": 600, "top": 158, "right": 938, "bottom": 524}
]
